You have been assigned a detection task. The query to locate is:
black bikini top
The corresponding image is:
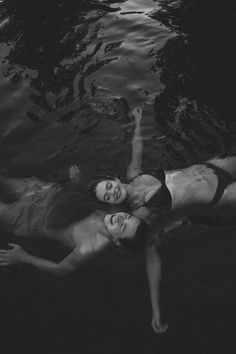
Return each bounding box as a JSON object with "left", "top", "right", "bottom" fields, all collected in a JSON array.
[{"left": 128, "top": 169, "right": 172, "bottom": 211}]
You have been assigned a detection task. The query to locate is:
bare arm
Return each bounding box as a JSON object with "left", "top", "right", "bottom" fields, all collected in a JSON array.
[
  {"left": 0, "top": 238, "right": 109, "bottom": 276},
  {"left": 145, "top": 237, "right": 168, "bottom": 333},
  {"left": 127, "top": 107, "right": 143, "bottom": 180}
]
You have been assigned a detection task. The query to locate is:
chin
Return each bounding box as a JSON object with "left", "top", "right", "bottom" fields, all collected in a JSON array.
[{"left": 119, "top": 190, "right": 127, "bottom": 203}]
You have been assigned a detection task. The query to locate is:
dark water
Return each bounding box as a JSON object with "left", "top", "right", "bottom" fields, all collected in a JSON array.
[{"left": 0, "top": 0, "right": 236, "bottom": 353}]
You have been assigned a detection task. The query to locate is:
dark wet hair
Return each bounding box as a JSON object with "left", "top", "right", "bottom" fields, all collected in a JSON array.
[
  {"left": 46, "top": 187, "right": 107, "bottom": 230},
  {"left": 119, "top": 219, "right": 151, "bottom": 252}
]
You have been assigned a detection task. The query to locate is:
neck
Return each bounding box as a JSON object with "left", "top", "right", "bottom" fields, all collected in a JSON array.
[{"left": 124, "top": 183, "right": 136, "bottom": 197}]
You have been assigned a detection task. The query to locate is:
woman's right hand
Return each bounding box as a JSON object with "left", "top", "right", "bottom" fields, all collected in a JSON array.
[
  {"left": 151, "top": 314, "right": 168, "bottom": 334},
  {"left": 68, "top": 164, "right": 81, "bottom": 183},
  {"left": 132, "top": 107, "right": 143, "bottom": 124},
  {"left": 0, "top": 243, "right": 27, "bottom": 266}
]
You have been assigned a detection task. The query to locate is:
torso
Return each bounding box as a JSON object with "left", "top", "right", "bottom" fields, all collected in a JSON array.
[
  {"left": 128, "top": 173, "right": 163, "bottom": 209},
  {"left": 166, "top": 164, "right": 218, "bottom": 216},
  {"left": 129, "top": 164, "right": 219, "bottom": 224},
  {"left": 44, "top": 212, "right": 110, "bottom": 251}
]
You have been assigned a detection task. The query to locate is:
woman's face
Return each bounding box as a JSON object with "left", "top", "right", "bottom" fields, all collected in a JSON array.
[
  {"left": 95, "top": 178, "right": 127, "bottom": 204},
  {"left": 104, "top": 212, "right": 140, "bottom": 240}
]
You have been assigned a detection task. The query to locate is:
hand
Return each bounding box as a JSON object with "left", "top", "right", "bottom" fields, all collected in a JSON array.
[
  {"left": 0, "top": 243, "right": 26, "bottom": 266},
  {"left": 68, "top": 164, "right": 80, "bottom": 183},
  {"left": 151, "top": 314, "right": 168, "bottom": 334},
  {"left": 132, "top": 107, "right": 142, "bottom": 124}
]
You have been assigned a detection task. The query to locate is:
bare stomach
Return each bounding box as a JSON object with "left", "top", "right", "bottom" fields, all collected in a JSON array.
[{"left": 166, "top": 164, "right": 218, "bottom": 214}]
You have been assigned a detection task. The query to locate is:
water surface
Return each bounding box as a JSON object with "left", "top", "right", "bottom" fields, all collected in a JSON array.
[{"left": 0, "top": 1, "right": 236, "bottom": 353}]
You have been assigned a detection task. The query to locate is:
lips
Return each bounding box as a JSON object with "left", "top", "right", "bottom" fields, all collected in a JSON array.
[{"left": 115, "top": 188, "right": 120, "bottom": 200}]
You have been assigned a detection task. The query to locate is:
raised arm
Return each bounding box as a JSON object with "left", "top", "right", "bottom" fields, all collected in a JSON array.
[
  {"left": 0, "top": 238, "right": 109, "bottom": 276},
  {"left": 145, "top": 237, "right": 168, "bottom": 333},
  {"left": 127, "top": 107, "right": 144, "bottom": 180}
]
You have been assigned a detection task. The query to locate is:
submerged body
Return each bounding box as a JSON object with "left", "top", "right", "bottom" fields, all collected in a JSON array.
[
  {"left": 0, "top": 175, "right": 147, "bottom": 273},
  {"left": 0, "top": 172, "right": 163, "bottom": 334}
]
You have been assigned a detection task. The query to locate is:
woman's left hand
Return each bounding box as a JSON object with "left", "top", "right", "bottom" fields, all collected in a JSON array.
[
  {"left": 151, "top": 314, "right": 168, "bottom": 334},
  {"left": 0, "top": 243, "right": 26, "bottom": 266},
  {"left": 68, "top": 164, "right": 81, "bottom": 183},
  {"left": 132, "top": 107, "right": 143, "bottom": 124}
]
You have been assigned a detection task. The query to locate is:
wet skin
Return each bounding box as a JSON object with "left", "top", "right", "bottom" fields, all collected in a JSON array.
[
  {"left": 104, "top": 212, "right": 140, "bottom": 240},
  {"left": 95, "top": 179, "right": 127, "bottom": 204}
]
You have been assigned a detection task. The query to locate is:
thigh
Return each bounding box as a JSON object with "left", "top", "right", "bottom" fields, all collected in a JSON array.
[
  {"left": 217, "top": 181, "right": 236, "bottom": 209},
  {"left": 207, "top": 156, "right": 236, "bottom": 177}
]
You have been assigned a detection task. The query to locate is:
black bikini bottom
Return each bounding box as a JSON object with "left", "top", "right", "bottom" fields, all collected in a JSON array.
[{"left": 203, "top": 162, "right": 236, "bottom": 208}]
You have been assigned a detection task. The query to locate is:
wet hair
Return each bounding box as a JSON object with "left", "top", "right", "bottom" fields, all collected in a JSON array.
[
  {"left": 119, "top": 219, "right": 151, "bottom": 252},
  {"left": 46, "top": 188, "right": 107, "bottom": 230}
]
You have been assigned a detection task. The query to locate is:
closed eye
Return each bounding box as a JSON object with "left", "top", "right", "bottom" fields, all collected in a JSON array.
[{"left": 106, "top": 182, "right": 112, "bottom": 190}]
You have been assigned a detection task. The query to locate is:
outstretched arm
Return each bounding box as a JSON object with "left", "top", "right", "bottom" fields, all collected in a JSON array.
[
  {"left": 145, "top": 237, "right": 168, "bottom": 333},
  {"left": 0, "top": 239, "right": 109, "bottom": 276},
  {"left": 127, "top": 107, "right": 144, "bottom": 180}
]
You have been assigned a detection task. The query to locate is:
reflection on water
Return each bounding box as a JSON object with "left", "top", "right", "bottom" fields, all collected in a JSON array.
[
  {"left": 0, "top": 0, "right": 235, "bottom": 175},
  {"left": 0, "top": 0, "right": 173, "bottom": 177}
]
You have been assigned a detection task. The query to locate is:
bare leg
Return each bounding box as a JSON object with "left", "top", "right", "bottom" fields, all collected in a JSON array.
[
  {"left": 217, "top": 181, "right": 236, "bottom": 209},
  {"left": 206, "top": 156, "right": 236, "bottom": 177}
]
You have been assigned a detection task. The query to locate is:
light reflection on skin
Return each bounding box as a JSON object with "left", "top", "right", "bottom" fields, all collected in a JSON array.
[{"left": 96, "top": 179, "right": 127, "bottom": 204}]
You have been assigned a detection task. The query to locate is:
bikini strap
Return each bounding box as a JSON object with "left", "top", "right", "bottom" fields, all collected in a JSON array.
[
  {"left": 203, "top": 162, "right": 235, "bottom": 209},
  {"left": 128, "top": 172, "right": 144, "bottom": 183}
]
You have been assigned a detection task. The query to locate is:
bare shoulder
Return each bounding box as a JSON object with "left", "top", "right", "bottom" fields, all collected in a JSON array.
[
  {"left": 79, "top": 233, "right": 110, "bottom": 255},
  {"left": 132, "top": 206, "right": 151, "bottom": 223},
  {"left": 96, "top": 232, "right": 110, "bottom": 248}
]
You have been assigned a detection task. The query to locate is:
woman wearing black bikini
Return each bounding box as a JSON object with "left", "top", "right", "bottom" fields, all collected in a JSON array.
[
  {"left": 89, "top": 107, "right": 236, "bottom": 333},
  {"left": 90, "top": 107, "right": 236, "bottom": 222}
]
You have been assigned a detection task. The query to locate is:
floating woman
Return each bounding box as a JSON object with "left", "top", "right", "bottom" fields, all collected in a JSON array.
[
  {"left": 88, "top": 107, "right": 236, "bottom": 332},
  {"left": 90, "top": 107, "right": 236, "bottom": 227},
  {"left": 0, "top": 169, "right": 168, "bottom": 333}
]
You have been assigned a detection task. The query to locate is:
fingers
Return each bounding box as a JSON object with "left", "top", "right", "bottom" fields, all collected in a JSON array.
[
  {"left": 132, "top": 107, "right": 142, "bottom": 115},
  {"left": 0, "top": 253, "right": 8, "bottom": 265},
  {"left": 68, "top": 164, "right": 79, "bottom": 170},
  {"left": 152, "top": 322, "right": 168, "bottom": 334},
  {"left": 8, "top": 243, "right": 18, "bottom": 248}
]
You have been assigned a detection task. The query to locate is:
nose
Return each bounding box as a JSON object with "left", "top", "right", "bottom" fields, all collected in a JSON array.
[{"left": 111, "top": 186, "right": 118, "bottom": 198}]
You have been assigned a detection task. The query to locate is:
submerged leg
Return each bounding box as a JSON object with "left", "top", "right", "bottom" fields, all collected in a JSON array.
[
  {"left": 0, "top": 175, "right": 44, "bottom": 199},
  {"left": 0, "top": 175, "right": 26, "bottom": 197},
  {"left": 206, "top": 156, "right": 236, "bottom": 177}
]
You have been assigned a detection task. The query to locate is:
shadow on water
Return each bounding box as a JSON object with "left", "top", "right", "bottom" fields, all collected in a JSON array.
[{"left": 146, "top": 0, "right": 236, "bottom": 167}]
